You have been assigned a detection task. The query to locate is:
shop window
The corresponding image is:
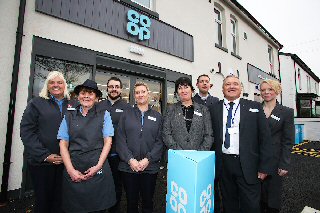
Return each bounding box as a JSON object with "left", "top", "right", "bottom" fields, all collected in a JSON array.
[
  {"left": 33, "top": 56, "right": 92, "bottom": 99},
  {"left": 132, "top": 0, "right": 153, "bottom": 10},
  {"left": 230, "top": 16, "right": 238, "bottom": 55},
  {"left": 298, "top": 68, "right": 302, "bottom": 90},
  {"left": 95, "top": 71, "right": 131, "bottom": 103},
  {"left": 214, "top": 8, "right": 223, "bottom": 47},
  {"left": 137, "top": 77, "right": 162, "bottom": 113},
  {"left": 166, "top": 81, "right": 178, "bottom": 107},
  {"left": 268, "top": 46, "right": 274, "bottom": 74},
  {"left": 299, "top": 99, "right": 311, "bottom": 117},
  {"left": 307, "top": 76, "right": 311, "bottom": 93}
]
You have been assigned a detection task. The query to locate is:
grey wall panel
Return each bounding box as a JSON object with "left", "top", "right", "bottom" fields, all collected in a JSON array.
[
  {"left": 78, "top": 0, "right": 87, "bottom": 25},
  {"left": 173, "top": 31, "right": 184, "bottom": 58},
  {"left": 70, "top": 0, "right": 80, "bottom": 23},
  {"left": 61, "top": 0, "right": 71, "bottom": 21},
  {"left": 51, "top": 0, "right": 62, "bottom": 17},
  {"left": 35, "top": 0, "right": 193, "bottom": 61}
]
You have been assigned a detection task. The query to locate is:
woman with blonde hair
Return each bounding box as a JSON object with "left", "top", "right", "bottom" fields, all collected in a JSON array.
[
  {"left": 116, "top": 82, "right": 163, "bottom": 213},
  {"left": 260, "top": 79, "right": 294, "bottom": 213},
  {"left": 20, "top": 71, "right": 74, "bottom": 213}
]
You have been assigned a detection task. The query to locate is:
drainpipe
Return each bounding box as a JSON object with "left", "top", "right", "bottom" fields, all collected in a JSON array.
[{"left": 0, "top": 0, "right": 26, "bottom": 205}]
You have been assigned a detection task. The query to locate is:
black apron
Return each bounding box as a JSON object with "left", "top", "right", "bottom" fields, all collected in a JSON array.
[{"left": 62, "top": 106, "right": 116, "bottom": 213}]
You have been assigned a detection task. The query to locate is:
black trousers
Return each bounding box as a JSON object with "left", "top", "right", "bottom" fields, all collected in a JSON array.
[
  {"left": 261, "top": 174, "right": 283, "bottom": 209},
  {"left": 108, "top": 155, "right": 123, "bottom": 213},
  {"left": 221, "top": 154, "right": 260, "bottom": 213},
  {"left": 122, "top": 172, "right": 158, "bottom": 213},
  {"left": 28, "top": 163, "right": 63, "bottom": 213}
]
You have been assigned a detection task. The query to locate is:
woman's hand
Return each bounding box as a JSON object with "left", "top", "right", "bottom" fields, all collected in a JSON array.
[
  {"left": 129, "top": 159, "right": 142, "bottom": 172},
  {"left": 139, "top": 158, "right": 149, "bottom": 171},
  {"left": 67, "top": 169, "right": 85, "bottom": 182},
  {"left": 45, "top": 154, "right": 63, "bottom": 165},
  {"left": 278, "top": 168, "right": 288, "bottom": 176},
  {"left": 84, "top": 165, "right": 102, "bottom": 180}
]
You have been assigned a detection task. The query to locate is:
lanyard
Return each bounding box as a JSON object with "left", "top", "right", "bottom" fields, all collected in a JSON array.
[{"left": 224, "top": 102, "right": 240, "bottom": 126}]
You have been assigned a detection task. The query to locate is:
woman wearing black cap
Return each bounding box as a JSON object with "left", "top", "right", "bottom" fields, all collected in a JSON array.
[
  {"left": 163, "top": 77, "right": 214, "bottom": 150},
  {"left": 58, "top": 79, "right": 116, "bottom": 213}
]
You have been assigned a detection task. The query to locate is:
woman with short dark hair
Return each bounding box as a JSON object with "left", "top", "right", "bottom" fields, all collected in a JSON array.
[{"left": 163, "top": 77, "right": 213, "bottom": 150}]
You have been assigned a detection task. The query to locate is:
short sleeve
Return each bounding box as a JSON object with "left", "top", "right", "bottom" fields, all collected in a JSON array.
[
  {"left": 103, "top": 111, "right": 114, "bottom": 138},
  {"left": 57, "top": 116, "right": 69, "bottom": 141}
]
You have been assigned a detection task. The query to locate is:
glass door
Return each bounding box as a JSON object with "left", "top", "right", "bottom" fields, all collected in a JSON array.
[
  {"left": 95, "top": 70, "right": 163, "bottom": 113},
  {"left": 95, "top": 71, "right": 131, "bottom": 103}
]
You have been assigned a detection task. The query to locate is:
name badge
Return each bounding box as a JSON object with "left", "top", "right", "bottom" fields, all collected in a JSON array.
[
  {"left": 249, "top": 108, "right": 259, "bottom": 113},
  {"left": 194, "top": 111, "right": 203, "bottom": 117},
  {"left": 148, "top": 116, "right": 156, "bottom": 121},
  {"left": 271, "top": 114, "right": 280, "bottom": 121},
  {"left": 228, "top": 127, "right": 239, "bottom": 134},
  {"left": 67, "top": 107, "right": 76, "bottom": 111},
  {"left": 115, "top": 109, "right": 123, "bottom": 112}
]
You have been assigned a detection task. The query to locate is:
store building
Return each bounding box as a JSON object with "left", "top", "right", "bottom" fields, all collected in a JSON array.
[
  {"left": 1, "top": 0, "right": 282, "bottom": 199},
  {"left": 279, "top": 52, "right": 320, "bottom": 141}
]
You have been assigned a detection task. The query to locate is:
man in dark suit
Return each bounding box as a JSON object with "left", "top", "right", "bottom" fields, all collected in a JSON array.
[
  {"left": 193, "top": 74, "right": 219, "bottom": 107},
  {"left": 209, "top": 75, "right": 273, "bottom": 213}
]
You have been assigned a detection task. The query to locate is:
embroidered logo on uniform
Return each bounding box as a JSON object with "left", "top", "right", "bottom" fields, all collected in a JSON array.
[
  {"left": 249, "top": 108, "right": 259, "bottom": 112},
  {"left": 116, "top": 109, "right": 123, "bottom": 112},
  {"left": 67, "top": 104, "right": 76, "bottom": 111},
  {"left": 148, "top": 116, "right": 156, "bottom": 121},
  {"left": 271, "top": 114, "right": 280, "bottom": 121},
  {"left": 97, "top": 169, "right": 103, "bottom": 175},
  {"left": 194, "top": 111, "right": 203, "bottom": 117}
]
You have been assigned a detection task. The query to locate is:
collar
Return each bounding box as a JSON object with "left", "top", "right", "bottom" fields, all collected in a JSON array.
[
  {"left": 223, "top": 97, "right": 240, "bottom": 106},
  {"left": 107, "top": 96, "right": 121, "bottom": 105},
  {"left": 50, "top": 95, "right": 64, "bottom": 103}
]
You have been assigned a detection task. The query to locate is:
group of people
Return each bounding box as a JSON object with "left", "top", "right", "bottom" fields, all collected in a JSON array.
[{"left": 20, "top": 70, "right": 294, "bottom": 213}]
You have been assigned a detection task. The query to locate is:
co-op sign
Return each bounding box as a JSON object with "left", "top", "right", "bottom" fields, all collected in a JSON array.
[{"left": 127, "top": 10, "right": 151, "bottom": 41}]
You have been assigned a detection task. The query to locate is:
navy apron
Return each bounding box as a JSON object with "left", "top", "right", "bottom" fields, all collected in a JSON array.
[{"left": 62, "top": 106, "right": 116, "bottom": 213}]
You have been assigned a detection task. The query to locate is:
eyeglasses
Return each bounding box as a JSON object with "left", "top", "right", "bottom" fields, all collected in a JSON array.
[{"left": 107, "top": 85, "right": 121, "bottom": 89}]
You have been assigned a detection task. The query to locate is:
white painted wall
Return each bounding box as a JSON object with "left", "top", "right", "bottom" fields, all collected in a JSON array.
[
  {"left": 295, "top": 118, "right": 320, "bottom": 141},
  {"left": 3, "top": 0, "right": 281, "bottom": 191},
  {"left": 0, "top": 0, "right": 20, "bottom": 191},
  {"left": 279, "top": 55, "right": 297, "bottom": 115}
]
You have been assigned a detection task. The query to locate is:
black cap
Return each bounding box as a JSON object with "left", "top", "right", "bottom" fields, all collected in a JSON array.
[
  {"left": 73, "top": 79, "right": 102, "bottom": 97},
  {"left": 174, "top": 77, "right": 195, "bottom": 93}
]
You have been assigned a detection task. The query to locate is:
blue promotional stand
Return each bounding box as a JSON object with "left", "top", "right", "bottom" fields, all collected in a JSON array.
[{"left": 166, "top": 150, "right": 215, "bottom": 213}]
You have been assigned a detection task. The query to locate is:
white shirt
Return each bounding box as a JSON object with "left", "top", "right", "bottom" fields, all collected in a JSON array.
[{"left": 222, "top": 98, "right": 240, "bottom": 155}]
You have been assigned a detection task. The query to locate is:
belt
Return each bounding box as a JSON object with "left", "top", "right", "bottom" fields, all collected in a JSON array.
[{"left": 222, "top": 153, "right": 239, "bottom": 158}]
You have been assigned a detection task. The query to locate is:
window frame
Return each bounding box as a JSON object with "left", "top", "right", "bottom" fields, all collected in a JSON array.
[
  {"left": 268, "top": 46, "right": 274, "bottom": 74},
  {"left": 132, "top": 0, "right": 153, "bottom": 10},
  {"left": 214, "top": 8, "right": 223, "bottom": 47}
]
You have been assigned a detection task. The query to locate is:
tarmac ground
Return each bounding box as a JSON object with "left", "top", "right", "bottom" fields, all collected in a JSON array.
[{"left": 0, "top": 141, "right": 319, "bottom": 213}]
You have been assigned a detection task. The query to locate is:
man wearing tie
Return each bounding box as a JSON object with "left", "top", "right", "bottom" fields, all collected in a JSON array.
[{"left": 209, "top": 75, "right": 273, "bottom": 213}]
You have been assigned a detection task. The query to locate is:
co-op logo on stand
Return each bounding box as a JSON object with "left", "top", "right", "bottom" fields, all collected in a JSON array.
[{"left": 127, "top": 10, "right": 151, "bottom": 41}]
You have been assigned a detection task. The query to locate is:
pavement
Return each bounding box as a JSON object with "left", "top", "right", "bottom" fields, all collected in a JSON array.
[{"left": 0, "top": 141, "right": 319, "bottom": 213}]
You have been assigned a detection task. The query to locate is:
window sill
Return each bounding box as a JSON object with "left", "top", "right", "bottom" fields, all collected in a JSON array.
[
  {"left": 116, "top": 0, "right": 159, "bottom": 19},
  {"left": 231, "top": 52, "right": 242, "bottom": 60},
  {"left": 215, "top": 43, "right": 228, "bottom": 53}
]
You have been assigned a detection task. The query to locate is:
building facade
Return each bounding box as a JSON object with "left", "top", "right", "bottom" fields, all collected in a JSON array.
[
  {"left": 1, "top": 0, "right": 282, "bottom": 198},
  {"left": 279, "top": 53, "right": 320, "bottom": 118}
]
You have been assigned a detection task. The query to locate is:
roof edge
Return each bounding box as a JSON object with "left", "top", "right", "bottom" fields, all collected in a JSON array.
[
  {"left": 280, "top": 52, "right": 320, "bottom": 82},
  {"left": 229, "top": 0, "right": 283, "bottom": 49}
]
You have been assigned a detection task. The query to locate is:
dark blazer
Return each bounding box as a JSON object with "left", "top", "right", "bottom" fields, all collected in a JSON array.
[
  {"left": 116, "top": 105, "right": 163, "bottom": 174},
  {"left": 163, "top": 101, "right": 214, "bottom": 151},
  {"left": 209, "top": 98, "right": 273, "bottom": 184},
  {"left": 264, "top": 102, "right": 294, "bottom": 174}
]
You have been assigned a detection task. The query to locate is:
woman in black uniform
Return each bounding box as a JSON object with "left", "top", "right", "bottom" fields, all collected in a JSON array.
[
  {"left": 116, "top": 82, "right": 163, "bottom": 213},
  {"left": 58, "top": 79, "right": 116, "bottom": 213},
  {"left": 260, "top": 79, "right": 294, "bottom": 213}
]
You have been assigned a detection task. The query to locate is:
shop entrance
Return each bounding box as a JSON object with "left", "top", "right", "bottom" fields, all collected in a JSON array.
[{"left": 95, "top": 70, "right": 163, "bottom": 112}]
